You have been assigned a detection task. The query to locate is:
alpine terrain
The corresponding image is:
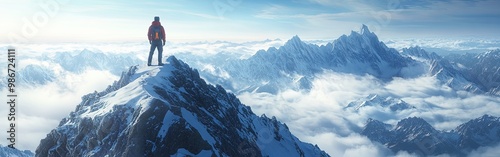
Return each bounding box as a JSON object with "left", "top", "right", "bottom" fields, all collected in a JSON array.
[
  {"left": 0, "top": 146, "right": 34, "bottom": 157},
  {"left": 35, "top": 56, "right": 329, "bottom": 157},
  {"left": 201, "top": 25, "right": 413, "bottom": 94},
  {"left": 361, "top": 115, "right": 500, "bottom": 156},
  {"left": 444, "top": 49, "right": 500, "bottom": 95},
  {"left": 197, "top": 25, "right": 490, "bottom": 96}
]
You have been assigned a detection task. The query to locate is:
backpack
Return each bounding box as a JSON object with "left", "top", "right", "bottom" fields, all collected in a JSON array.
[{"left": 151, "top": 26, "right": 162, "bottom": 40}]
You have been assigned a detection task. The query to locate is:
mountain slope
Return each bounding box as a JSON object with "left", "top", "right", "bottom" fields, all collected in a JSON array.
[
  {"left": 361, "top": 115, "right": 500, "bottom": 156},
  {"left": 402, "top": 46, "right": 484, "bottom": 94},
  {"left": 446, "top": 49, "right": 500, "bottom": 95},
  {"left": 35, "top": 56, "right": 329, "bottom": 157},
  {"left": 455, "top": 115, "right": 500, "bottom": 151}
]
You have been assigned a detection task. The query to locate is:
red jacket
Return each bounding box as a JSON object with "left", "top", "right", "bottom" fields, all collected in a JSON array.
[{"left": 148, "top": 21, "right": 166, "bottom": 42}]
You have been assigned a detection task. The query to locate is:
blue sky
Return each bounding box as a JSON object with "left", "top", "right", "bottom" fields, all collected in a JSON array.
[{"left": 1, "top": 0, "right": 500, "bottom": 43}]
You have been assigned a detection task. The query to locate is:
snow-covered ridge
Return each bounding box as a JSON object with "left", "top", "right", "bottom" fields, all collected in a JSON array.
[{"left": 35, "top": 56, "right": 329, "bottom": 157}]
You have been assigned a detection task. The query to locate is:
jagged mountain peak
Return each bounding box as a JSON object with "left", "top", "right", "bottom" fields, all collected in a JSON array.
[
  {"left": 282, "top": 35, "right": 308, "bottom": 49},
  {"left": 345, "top": 24, "right": 377, "bottom": 41},
  {"left": 36, "top": 56, "right": 329, "bottom": 157},
  {"left": 360, "top": 24, "right": 372, "bottom": 36},
  {"left": 455, "top": 114, "right": 500, "bottom": 135},
  {"left": 289, "top": 35, "right": 302, "bottom": 42},
  {"left": 345, "top": 94, "right": 415, "bottom": 111},
  {"left": 394, "top": 117, "right": 436, "bottom": 134},
  {"left": 331, "top": 25, "right": 410, "bottom": 76},
  {"left": 396, "top": 117, "right": 431, "bottom": 128}
]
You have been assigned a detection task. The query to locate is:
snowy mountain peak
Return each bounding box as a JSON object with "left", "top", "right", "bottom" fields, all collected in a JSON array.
[
  {"left": 345, "top": 94, "right": 415, "bottom": 111},
  {"left": 395, "top": 117, "right": 435, "bottom": 132},
  {"left": 360, "top": 24, "right": 371, "bottom": 35},
  {"left": 283, "top": 35, "right": 306, "bottom": 48},
  {"left": 290, "top": 35, "right": 302, "bottom": 42},
  {"left": 36, "top": 56, "right": 329, "bottom": 157},
  {"left": 348, "top": 24, "right": 375, "bottom": 39},
  {"left": 332, "top": 25, "right": 410, "bottom": 78}
]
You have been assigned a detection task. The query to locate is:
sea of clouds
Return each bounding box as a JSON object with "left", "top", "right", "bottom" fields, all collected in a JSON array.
[
  {"left": 238, "top": 71, "right": 500, "bottom": 157},
  {"left": 0, "top": 38, "right": 499, "bottom": 156}
]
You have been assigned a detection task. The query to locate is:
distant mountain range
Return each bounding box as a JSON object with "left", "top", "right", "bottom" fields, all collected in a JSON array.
[
  {"left": 362, "top": 115, "right": 500, "bottom": 156},
  {"left": 202, "top": 25, "right": 414, "bottom": 94},
  {"left": 194, "top": 25, "right": 499, "bottom": 96},
  {"left": 0, "top": 49, "right": 142, "bottom": 88},
  {"left": 444, "top": 50, "right": 500, "bottom": 95}
]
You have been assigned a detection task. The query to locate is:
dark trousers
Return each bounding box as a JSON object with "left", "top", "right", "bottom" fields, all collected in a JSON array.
[{"left": 148, "top": 40, "right": 163, "bottom": 65}]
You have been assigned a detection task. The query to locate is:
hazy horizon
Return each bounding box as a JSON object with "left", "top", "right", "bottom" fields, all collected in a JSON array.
[{"left": 2, "top": 0, "right": 500, "bottom": 43}]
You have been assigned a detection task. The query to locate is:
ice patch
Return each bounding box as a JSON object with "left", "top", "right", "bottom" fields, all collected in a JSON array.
[{"left": 157, "top": 111, "right": 180, "bottom": 140}]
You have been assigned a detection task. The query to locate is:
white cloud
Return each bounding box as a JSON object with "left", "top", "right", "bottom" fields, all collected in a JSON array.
[
  {"left": 151, "top": 39, "right": 285, "bottom": 59},
  {"left": 467, "top": 143, "right": 500, "bottom": 157},
  {"left": 0, "top": 69, "right": 118, "bottom": 151},
  {"left": 238, "top": 71, "right": 500, "bottom": 155},
  {"left": 300, "top": 132, "right": 393, "bottom": 157}
]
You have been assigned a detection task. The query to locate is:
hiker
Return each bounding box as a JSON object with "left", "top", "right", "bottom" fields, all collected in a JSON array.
[{"left": 147, "top": 16, "right": 166, "bottom": 66}]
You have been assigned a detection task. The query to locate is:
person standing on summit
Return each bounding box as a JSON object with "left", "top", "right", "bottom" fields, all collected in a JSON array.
[{"left": 147, "top": 16, "right": 166, "bottom": 66}]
